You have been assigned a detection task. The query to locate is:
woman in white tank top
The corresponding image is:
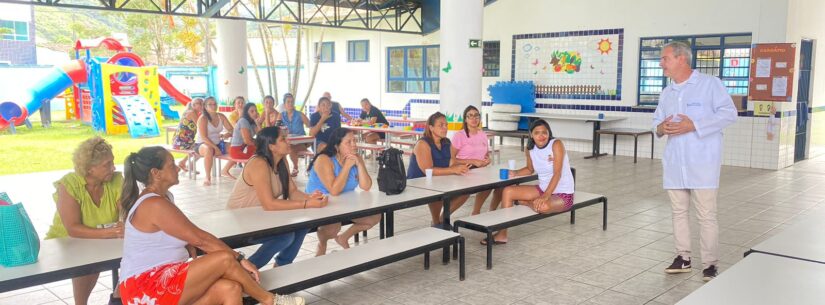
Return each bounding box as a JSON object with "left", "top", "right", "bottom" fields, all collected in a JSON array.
[
  {"left": 196, "top": 97, "right": 236, "bottom": 186},
  {"left": 117, "top": 146, "right": 304, "bottom": 305},
  {"left": 484, "top": 120, "right": 575, "bottom": 245}
]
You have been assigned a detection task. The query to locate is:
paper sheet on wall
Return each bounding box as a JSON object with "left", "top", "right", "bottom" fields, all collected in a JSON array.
[
  {"left": 776, "top": 62, "right": 787, "bottom": 68},
  {"left": 772, "top": 76, "right": 788, "bottom": 97},
  {"left": 756, "top": 58, "right": 771, "bottom": 78},
  {"left": 756, "top": 84, "right": 768, "bottom": 91}
]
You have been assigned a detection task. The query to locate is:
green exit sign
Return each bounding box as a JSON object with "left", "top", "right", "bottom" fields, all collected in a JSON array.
[{"left": 469, "top": 39, "right": 481, "bottom": 48}]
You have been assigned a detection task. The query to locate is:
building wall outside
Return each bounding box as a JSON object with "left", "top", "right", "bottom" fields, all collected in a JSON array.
[{"left": 0, "top": 4, "right": 36, "bottom": 65}]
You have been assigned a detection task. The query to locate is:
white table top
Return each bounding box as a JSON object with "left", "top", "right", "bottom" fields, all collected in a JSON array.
[
  {"left": 749, "top": 209, "right": 825, "bottom": 264},
  {"left": 677, "top": 253, "right": 825, "bottom": 305},
  {"left": 405, "top": 163, "right": 537, "bottom": 195},
  {"left": 191, "top": 185, "right": 443, "bottom": 242},
  {"left": 343, "top": 125, "right": 423, "bottom": 136},
  {"left": 511, "top": 112, "right": 627, "bottom": 123},
  {"left": 0, "top": 238, "right": 124, "bottom": 291},
  {"left": 385, "top": 116, "right": 427, "bottom": 124},
  {"left": 0, "top": 185, "right": 443, "bottom": 291},
  {"left": 287, "top": 135, "right": 314, "bottom": 145}
]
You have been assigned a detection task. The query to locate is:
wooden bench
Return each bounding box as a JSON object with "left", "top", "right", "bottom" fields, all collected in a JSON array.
[
  {"left": 453, "top": 191, "right": 607, "bottom": 269},
  {"left": 595, "top": 128, "right": 654, "bottom": 163},
  {"left": 243, "top": 227, "right": 465, "bottom": 304}
]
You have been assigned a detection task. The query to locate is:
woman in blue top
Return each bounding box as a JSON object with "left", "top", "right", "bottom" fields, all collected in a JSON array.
[
  {"left": 407, "top": 112, "right": 470, "bottom": 228},
  {"left": 280, "top": 93, "right": 311, "bottom": 176},
  {"left": 305, "top": 128, "right": 381, "bottom": 255}
]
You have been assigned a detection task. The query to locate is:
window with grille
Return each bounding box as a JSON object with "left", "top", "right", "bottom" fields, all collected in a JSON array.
[
  {"left": 483, "top": 41, "right": 500, "bottom": 77},
  {"left": 0, "top": 20, "right": 29, "bottom": 41},
  {"left": 637, "top": 33, "right": 752, "bottom": 106},
  {"left": 387, "top": 45, "right": 439, "bottom": 93},
  {"left": 314, "top": 42, "right": 335, "bottom": 62}
]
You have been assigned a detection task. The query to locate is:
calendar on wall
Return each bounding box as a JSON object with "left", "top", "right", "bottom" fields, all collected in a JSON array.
[{"left": 512, "top": 28, "right": 624, "bottom": 101}]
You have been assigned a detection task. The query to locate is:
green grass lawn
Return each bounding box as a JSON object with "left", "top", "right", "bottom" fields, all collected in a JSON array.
[{"left": 0, "top": 117, "right": 180, "bottom": 176}]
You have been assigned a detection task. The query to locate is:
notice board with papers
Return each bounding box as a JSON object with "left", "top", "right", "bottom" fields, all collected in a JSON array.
[{"left": 748, "top": 43, "right": 796, "bottom": 102}]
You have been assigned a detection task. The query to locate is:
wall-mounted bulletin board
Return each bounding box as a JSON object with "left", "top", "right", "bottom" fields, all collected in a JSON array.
[
  {"left": 512, "top": 28, "right": 624, "bottom": 101},
  {"left": 748, "top": 43, "right": 796, "bottom": 102}
]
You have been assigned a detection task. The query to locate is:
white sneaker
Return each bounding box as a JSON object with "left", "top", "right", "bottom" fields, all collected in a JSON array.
[{"left": 275, "top": 294, "right": 305, "bottom": 305}]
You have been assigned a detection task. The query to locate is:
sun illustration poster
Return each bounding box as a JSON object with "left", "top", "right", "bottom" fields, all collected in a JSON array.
[{"left": 513, "top": 28, "right": 624, "bottom": 100}]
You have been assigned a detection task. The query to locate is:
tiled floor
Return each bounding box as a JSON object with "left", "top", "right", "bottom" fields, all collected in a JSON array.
[{"left": 2, "top": 145, "right": 825, "bottom": 305}]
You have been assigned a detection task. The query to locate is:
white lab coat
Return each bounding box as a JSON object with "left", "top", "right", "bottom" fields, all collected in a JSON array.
[{"left": 652, "top": 71, "right": 737, "bottom": 189}]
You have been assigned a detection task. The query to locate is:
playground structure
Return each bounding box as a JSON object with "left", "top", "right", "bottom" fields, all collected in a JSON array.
[{"left": 0, "top": 37, "right": 191, "bottom": 137}]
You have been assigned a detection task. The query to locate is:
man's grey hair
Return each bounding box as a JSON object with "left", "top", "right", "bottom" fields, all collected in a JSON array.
[{"left": 664, "top": 41, "right": 692, "bottom": 65}]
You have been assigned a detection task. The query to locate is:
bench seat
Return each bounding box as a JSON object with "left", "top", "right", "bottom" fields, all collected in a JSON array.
[
  {"left": 244, "top": 227, "right": 464, "bottom": 303},
  {"left": 453, "top": 191, "right": 607, "bottom": 269}
]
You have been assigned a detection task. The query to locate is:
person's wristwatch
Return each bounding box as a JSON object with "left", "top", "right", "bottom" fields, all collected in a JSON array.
[{"left": 235, "top": 251, "right": 245, "bottom": 263}]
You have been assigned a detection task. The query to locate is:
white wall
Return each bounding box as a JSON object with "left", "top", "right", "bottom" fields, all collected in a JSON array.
[
  {"left": 785, "top": 0, "right": 825, "bottom": 159},
  {"left": 290, "top": 0, "right": 809, "bottom": 169}
]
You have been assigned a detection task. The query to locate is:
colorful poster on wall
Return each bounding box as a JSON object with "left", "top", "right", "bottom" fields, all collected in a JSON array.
[{"left": 512, "top": 28, "right": 624, "bottom": 101}]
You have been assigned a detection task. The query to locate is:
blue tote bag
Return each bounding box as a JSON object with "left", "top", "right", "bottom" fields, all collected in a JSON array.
[{"left": 0, "top": 192, "right": 40, "bottom": 267}]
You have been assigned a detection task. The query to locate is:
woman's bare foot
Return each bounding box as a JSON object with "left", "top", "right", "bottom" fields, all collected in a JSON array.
[
  {"left": 220, "top": 171, "right": 237, "bottom": 180},
  {"left": 178, "top": 160, "right": 189, "bottom": 172},
  {"left": 316, "top": 241, "right": 327, "bottom": 256},
  {"left": 203, "top": 179, "right": 212, "bottom": 186},
  {"left": 335, "top": 235, "right": 350, "bottom": 249},
  {"left": 259, "top": 293, "right": 275, "bottom": 305}
]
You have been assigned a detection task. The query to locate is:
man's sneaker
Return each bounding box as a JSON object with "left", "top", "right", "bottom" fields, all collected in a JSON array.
[
  {"left": 665, "top": 256, "right": 692, "bottom": 274},
  {"left": 275, "top": 294, "right": 305, "bottom": 305},
  {"left": 702, "top": 265, "right": 718, "bottom": 282}
]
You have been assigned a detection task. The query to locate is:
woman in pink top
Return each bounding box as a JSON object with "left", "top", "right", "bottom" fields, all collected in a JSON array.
[{"left": 451, "top": 105, "right": 503, "bottom": 215}]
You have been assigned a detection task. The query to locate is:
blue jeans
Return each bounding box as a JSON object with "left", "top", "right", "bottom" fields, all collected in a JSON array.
[{"left": 247, "top": 228, "right": 310, "bottom": 268}]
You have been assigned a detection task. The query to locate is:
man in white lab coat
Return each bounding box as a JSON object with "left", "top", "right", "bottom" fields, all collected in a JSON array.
[{"left": 653, "top": 41, "right": 737, "bottom": 281}]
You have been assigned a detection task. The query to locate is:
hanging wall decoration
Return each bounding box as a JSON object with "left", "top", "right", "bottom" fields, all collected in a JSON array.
[{"left": 512, "top": 28, "right": 624, "bottom": 101}]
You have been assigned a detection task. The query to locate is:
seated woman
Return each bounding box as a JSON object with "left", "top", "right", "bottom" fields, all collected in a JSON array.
[
  {"left": 407, "top": 112, "right": 470, "bottom": 228},
  {"left": 259, "top": 95, "right": 280, "bottom": 128},
  {"left": 309, "top": 96, "right": 341, "bottom": 153},
  {"left": 196, "top": 97, "right": 235, "bottom": 186},
  {"left": 451, "top": 105, "right": 503, "bottom": 215},
  {"left": 227, "top": 96, "right": 246, "bottom": 126},
  {"left": 227, "top": 126, "right": 328, "bottom": 268},
  {"left": 172, "top": 97, "right": 203, "bottom": 171},
  {"left": 356, "top": 98, "right": 389, "bottom": 144},
  {"left": 280, "top": 93, "right": 311, "bottom": 177},
  {"left": 491, "top": 119, "right": 575, "bottom": 244},
  {"left": 45, "top": 137, "right": 124, "bottom": 305},
  {"left": 228, "top": 102, "right": 259, "bottom": 160},
  {"left": 117, "top": 146, "right": 304, "bottom": 305},
  {"left": 305, "top": 128, "right": 381, "bottom": 255}
]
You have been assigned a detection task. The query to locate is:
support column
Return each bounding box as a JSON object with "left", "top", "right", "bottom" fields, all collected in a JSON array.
[
  {"left": 216, "top": 19, "right": 248, "bottom": 105},
  {"left": 439, "top": 0, "right": 483, "bottom": 133}
]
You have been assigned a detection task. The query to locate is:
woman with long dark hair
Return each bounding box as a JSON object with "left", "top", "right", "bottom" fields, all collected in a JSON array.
[
  {"left": 227, "top": 126, "right": 328, "bottom": 268},
  {"left": 118, "top": 146, "right": 304, "bottom": 305},
  {"left": 451, "top": 105, "right": 503, "bottom": 215},
  {"left": 305, "top": 128, "right": 380, "bottom": 255},
  {"left": 489, "top": 119, "right": 575, "bottom": 244},
  {"left": 407, "top": 112, "right": 470, "bottom": 228},
  {"left": 196, "top": 96, "right": 234, "bottom": 186},
  {"left": 228, "top": 102, "right": 259, "bottom": 160},
  {"left": 309, "top": 97, "right": 341, "bottom": 153}
]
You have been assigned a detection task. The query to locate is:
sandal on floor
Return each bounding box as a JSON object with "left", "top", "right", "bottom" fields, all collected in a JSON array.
[{"left": 480, "top": 239, "right": 507, "bottom": 245}]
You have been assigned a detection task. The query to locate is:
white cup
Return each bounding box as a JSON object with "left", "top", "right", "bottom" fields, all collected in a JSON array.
[
  {"left": 425, "top": 169, "right": 433, "bottom": 180},
  {"left": 508, "top": 160, "right": 516, "bottom": 170}
]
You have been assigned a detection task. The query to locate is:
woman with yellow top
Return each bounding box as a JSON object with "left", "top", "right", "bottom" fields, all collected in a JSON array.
[
  {"left": 228, "top": 96, "right": 246, "bottom": 126},
  {"left": 45, "top": 137, "right": 124, "bottom": 305},
  {"left": 259, "top": 95, "right": 281, "bottom": 128}
]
